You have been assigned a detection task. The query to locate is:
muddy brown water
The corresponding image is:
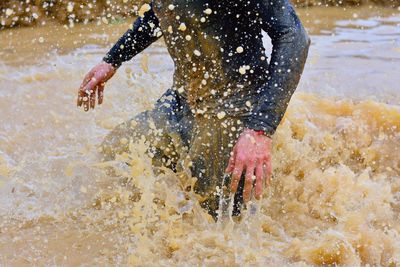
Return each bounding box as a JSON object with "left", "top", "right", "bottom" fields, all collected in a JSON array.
[{"left": 0, "top": 6, "right": 399, "bottom": 266}]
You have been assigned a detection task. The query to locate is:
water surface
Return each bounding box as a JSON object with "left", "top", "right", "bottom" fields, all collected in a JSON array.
[{"left": 0, "top": 6, "right": 399, "bottom": 266}]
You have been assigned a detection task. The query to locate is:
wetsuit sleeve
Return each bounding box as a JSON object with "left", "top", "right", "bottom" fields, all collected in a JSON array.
[
  {"left": 243, "top": 0, "right": 310, "bottom": 137},
  {"left": 103, "top": 3, "right": 162, "bottom": 68}
]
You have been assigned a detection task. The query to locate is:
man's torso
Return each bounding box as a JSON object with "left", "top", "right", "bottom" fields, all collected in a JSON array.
[{"left": 152, "top": 0, "right": 269, "bottom": 110}]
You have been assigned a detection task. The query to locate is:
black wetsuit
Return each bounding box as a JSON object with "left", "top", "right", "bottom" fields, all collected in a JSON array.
[{"left": 101, "top": 0, "right": 310, "bottom": 218}]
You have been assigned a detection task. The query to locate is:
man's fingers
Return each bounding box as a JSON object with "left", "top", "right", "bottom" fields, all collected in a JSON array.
[
  {"left": 80, "top": 72, "right": 94, "bottom": 90},
  {"left": 243, "top": 164, "right": 255, "bottom": 202},
  {"left": 83, "top": 97, "right": 89, "bottom": 111},
  {"left": 81, "top": 79, "right": 97, "bottom": 111},
  {"left": 77, "top": 87, "right": 89, "bottom": 110},
  {"left": 77, "top": 77, "right": 90, "bottom": 107},
  {"left": 77, "top": 75, "right": 93, "bottom": 110},
  {"left": 77, "top": 94, "right": 82, "bottom": 107},
  {"left": 225, "top": 152, "right": 236, "bottom": 174},
  {"left": 230, "top": 162, "right": 243, "bottom": 193},
  {"left": 265, "top": 160, "right": 272, "bottom": 187},
  {"left": 90, "top": 87, "right": 96, "bottom": 109},
  {"left": 98, "top": 83, "right": 105, "bottom": 105},
  {"left": 80, "top": 89, "right": 89, "bottom": 111},
  {"left": 255, "top": 163, "right": 264, "bottom": 199}
]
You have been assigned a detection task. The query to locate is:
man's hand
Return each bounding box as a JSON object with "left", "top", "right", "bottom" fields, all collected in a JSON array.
[
  {"left": 77, "top": 62, "right": 116, "bottom": 111},
  {"left": 225, "top": 128, "right": 272, "bottom": 202}
]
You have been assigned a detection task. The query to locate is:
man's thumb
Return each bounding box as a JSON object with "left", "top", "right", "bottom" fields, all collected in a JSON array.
[{"left": 85, "top": 78, "right": 98, "bottom": 93}]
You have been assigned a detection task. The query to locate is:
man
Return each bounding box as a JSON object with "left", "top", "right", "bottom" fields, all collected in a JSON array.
[{"left": 77, "top": 0, "right": 310, "bottom": 218}]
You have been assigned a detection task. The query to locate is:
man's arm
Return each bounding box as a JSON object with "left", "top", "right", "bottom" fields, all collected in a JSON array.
[
  {"left": 243, "top": 0, "right": 311, "bottom": 136},
  {"left": 77, "top": 3, "right": 161, "bottom": 111},
  {"left": 227, "top": 0, "right": 310, "bottom": 202},
  {"left": 103, "top": 3, "right": 162, "bottom": 68}
]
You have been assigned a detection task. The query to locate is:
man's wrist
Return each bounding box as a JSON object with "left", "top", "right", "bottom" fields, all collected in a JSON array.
[
  {"left": 243, "top": 128, "right": 271, "bottom": 138},
  {"left": 102, "top": 56, "right": 121, "bottom": 69},
  {"left": 242, "top": 117, "right": 275, "bottom": 138},
  {"left": 254, "top": 130, "right": 266, "bottom": 136}
]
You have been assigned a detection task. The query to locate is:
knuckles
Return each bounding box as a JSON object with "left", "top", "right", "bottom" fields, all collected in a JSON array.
[
  {"left": 235, "top": 153, "right": 269, "bottom": 164},
  {"left": 235, "top": 155, "right": 247, "bottom": 162}
]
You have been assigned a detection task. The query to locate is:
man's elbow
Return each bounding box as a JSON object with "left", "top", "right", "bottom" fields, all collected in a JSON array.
[
  {"left": 296, "top": 25, "right": 311, "bottom": 53},
  {"left": 303, "top": 31, "right": 311, "bottom": 50},
  {"left": 278, "top": 24, "right": 310, "bottom": 53}
]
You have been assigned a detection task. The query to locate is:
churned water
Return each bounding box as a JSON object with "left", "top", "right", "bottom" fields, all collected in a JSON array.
[{"left": 0, "top": 6, "right": 399, "bottom": 266}]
